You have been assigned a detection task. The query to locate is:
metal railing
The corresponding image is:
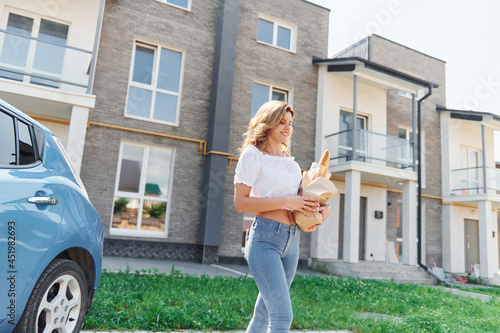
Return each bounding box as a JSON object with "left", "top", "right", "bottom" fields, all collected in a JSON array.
[
  {"left": 0, "top": 29, "right": 93, "bottom": 93},
  {"left": 325, "top": 129, "right": 414, "bottom": 169},
  {"left": 451, "top": 166, "right": 500, "bottom": 195}
]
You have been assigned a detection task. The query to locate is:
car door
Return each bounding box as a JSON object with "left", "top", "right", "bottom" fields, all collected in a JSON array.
[{"left": 0, "top": 108, "right": 65, "bottom": 328}]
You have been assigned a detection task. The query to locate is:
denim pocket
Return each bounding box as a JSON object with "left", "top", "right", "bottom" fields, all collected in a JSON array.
[
  {"left": 244, "top": 229, "right": 253, "bottom": 261},
  {"left": 253, "top": 222, "right": 278, "bottom": 237}
]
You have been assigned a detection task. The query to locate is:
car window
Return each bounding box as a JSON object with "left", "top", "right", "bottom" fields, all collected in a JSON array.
[
  {"left": 0, "top": 111, "right": 16, "bottom": 165},
  {"left": 33, "top": 125, "right": 45, "bottom": 159},
  {"left": 17, "top": 120, "right": 36, "bottom": 165}
]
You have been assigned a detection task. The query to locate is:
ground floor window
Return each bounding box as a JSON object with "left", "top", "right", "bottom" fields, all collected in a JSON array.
[{"left": 110, "top": 142, "right": 175, "bottom": 237}]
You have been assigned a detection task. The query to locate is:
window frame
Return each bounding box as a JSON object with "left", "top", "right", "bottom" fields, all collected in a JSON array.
[
  {"left": 0, "top": 8, "right": 71, "bottom": 87},
  {"left": 154, "top": 0, "right": 192, "bottom": 11},
  {"left": 398, "top": 126, "right": 426, "bottom": 188},
  {"left": 251, "top": 80, "right": 292, "bottom": 118},
  {"left": 256, "top": 14, "right": 297, "bottom": 53},
  {"left": 124, "top": 40, "right": 186, "bottom": 127},
  {"left": 110, "top": 141, "right": 176, "bottom": 238},
  {"left": 459, "top": 145, "right": 482, "bottom": 195},
  {"left": 338, "top": 109, "right": 368, "bottom": 162}
]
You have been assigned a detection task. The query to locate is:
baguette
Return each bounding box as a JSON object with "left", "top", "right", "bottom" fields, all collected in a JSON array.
[
  {"left": 318, "top": 150, "right": 330, "bottom": 168},
  {"left": 310, "top": 150, "right": 331, "bottom": 180}
]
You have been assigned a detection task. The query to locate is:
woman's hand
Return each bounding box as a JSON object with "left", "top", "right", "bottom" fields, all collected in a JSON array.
[
  {"left": 285, "top": 195, "right": 319, "bottom": 216},
  {"left": 305, "top": 204, "right": 331, "bottom": 231},
  {"left": 319, "top": 204, "right": 330, "bottom": 222}
]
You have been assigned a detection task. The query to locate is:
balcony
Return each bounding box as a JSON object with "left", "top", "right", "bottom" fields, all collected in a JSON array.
[
  {"left": 451, "top": 166, "right": 500, "bottom": 196},
  {"left": 326, "top": 129, "right": 414, "bottom": 168},
  {"left": 0, "top": 28, "right": 93, "bottom": 94},
  {"left": 324, "top": 129, "right": 416, "bottom": 185}
]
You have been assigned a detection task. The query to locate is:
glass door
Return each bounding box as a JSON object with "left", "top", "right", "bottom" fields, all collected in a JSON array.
[
  {"left": 338, "top": 110, "right": 367, "bottom": 162},
  {"left": 460, "top": 146, "right": 481, "bottom": 194}
]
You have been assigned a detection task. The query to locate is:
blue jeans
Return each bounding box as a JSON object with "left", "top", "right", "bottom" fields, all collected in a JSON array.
[{"left": 244, "top": 216, "right": 301, "bottom": 333}]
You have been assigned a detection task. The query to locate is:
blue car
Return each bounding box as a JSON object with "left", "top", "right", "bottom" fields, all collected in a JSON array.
[{"left": 0, "top": 98, "right": 103, "bottom": 333}]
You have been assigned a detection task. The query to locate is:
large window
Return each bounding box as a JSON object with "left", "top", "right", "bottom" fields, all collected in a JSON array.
[
  {"left": 251, "top": 82, "right": 289, "bottom": 117},
  {"left": 0, "top": 12, "right": 69, "bottom": 88},
  {"left": 257, "top": 15, "right": 296, "bottom": 52},
  {"left": 111, "top": 142, "right": 175, "bottom": 237},
  {"left": 125, "top": 41, "right": 184, "bottom": 125}
]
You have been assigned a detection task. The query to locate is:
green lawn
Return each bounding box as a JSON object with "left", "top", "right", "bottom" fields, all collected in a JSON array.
[{"left": 83, "top": 269, "right": 500, "bottom": 332}]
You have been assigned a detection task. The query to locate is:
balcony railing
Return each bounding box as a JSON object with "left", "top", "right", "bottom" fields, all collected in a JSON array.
[
  {"left": 0, "top": 29, "right": 93, "bottom": 93},
  {"left": 325, "top": 129, "right": 414, "bottom": 169},
  {"left": 451, "top": 166, "right": 500, "bottom": 195}
]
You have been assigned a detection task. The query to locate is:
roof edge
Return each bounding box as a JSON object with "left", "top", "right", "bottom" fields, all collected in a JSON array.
[
  {"left": 437, "top": 105, "right": 500, "bottom": 122},
  {"left": 313, "top": 56, "right": 439, "bottom": 89},
  {"left": 301, "top": 0, "right": 331, "bottom": 11}
]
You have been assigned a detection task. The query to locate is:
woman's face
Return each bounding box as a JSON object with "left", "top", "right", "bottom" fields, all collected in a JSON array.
[{"left": 267, "top": 111, "right": 293, "bottom": 145}]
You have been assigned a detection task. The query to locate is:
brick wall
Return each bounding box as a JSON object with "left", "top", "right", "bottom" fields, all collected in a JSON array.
[
  {"left": 219, "top": 0, "right": 329, "bottom": 259},
  {"left": 81, "top": 0, "right": 218, "bottom": 246},
  {"left": 81, "top": 0, "right": 329, "bottom": 261}
]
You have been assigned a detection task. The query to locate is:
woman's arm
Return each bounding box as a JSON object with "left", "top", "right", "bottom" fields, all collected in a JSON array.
[{"left": 234, "top": 183, "right": 318, "bottom": 216}]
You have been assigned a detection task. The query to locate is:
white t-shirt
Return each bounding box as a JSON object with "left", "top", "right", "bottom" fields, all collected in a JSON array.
[{"left": 234, "top": 145, "right": 302, "bottom": 199}]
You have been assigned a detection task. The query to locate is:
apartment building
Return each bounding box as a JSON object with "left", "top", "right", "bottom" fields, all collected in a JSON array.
[
  {"left": 310, "top": 34, "right": 499, "bottom": 284},
  {"left": 310, "top": 35, "right": 447, "bottom": 281},
  {"left": 0, "top": 0, "right": 104, "bottom": 174},
  {"left": 439, "top": 107, "right": 500, "bottom": 283},
  {"left": 79, "top": 0, "right": 329, "bottom": 264}
]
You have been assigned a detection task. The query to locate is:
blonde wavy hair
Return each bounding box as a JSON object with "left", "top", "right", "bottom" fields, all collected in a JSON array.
[{"left": 239, "top": 100, "right": 294, "bottom": 155}]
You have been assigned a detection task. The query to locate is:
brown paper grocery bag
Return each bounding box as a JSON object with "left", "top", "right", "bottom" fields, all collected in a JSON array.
[{"left": 293, "top": 176, "right": 338, "bottom": 232}]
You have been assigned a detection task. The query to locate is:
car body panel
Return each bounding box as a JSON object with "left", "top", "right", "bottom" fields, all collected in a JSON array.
[{"left": 0, "top": 99, "right": 103, "bottom": 332}]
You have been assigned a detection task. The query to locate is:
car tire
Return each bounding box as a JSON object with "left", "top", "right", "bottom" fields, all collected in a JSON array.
[{"left": 14, "top": 259, "right": 88, "bottom": 333}]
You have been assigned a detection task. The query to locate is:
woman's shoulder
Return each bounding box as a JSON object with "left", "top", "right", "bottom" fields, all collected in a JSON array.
[
  {"left": 241, "top": 144, "right": 259, "bottom": 155},
  {"left": 239, "top": 145, "right": 261, "bottom": 162}
]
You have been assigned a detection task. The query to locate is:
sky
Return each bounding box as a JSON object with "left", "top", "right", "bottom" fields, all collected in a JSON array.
[{"left": 307, "top": 0, "right": 500, "bottom": 161}]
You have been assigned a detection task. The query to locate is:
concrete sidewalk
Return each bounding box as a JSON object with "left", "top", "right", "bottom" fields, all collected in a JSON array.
[{"left": 101, "top": 256, "right": 332, "bottom": 278}]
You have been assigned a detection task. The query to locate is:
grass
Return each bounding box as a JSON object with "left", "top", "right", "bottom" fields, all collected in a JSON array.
[
  {"left": 454, "top": 285, "right": 500, "bottom": 299},
  {"left": 83, "top": 269, "right": 500, "bottom": 332}
]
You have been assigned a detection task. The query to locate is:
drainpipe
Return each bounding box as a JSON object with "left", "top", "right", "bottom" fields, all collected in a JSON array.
[
  {"left": 412, "top": 94, "right": 416, "bottom": 171},
  {"left": 352, "top": 74, "right": 358, "bottom": 161},
  {"left": 481, "top": 123, "right": 487, "bottom": 193},
  {"left": 416, "top": 85, "right": 451, "bottom": 286},
  {"left": 87, "top": 0, "right": 105, "bottom": 94}
]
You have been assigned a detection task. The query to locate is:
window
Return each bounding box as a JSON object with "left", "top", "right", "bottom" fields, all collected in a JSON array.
[
  {"left": 0, "top": 111, "right": 16, "bottom": 165},
  {"left": 125, "top": 41, "right": 184, "bottom": 125},
  {"left": 251, "top": 82, "right": 289, "bottom": 117},
  {"left": 399, "top": 127, "right": 426, "bottom": 187},
  {"left": 257, "top": 15, "right": 296, "bottom": 52},
  {"left": 111, "top": 142, "right": 175, "bottom": 237},
  {"left": 459, "top": 146, "right": 481, "bottom": 195},
  {"left": 338, "top": 110, "right": 367, "bottom": 162},
  {"left": 0, "top": 110, "right": 37, "bottom": 166},
  {"left": 0, "top": 12, "right": 68, "bottom": 88},
  {"left": 155, "top": 0, "right": 191, "bottom": 10}
]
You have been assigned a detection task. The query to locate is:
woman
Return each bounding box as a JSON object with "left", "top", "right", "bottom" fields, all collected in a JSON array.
[{"left": 234, "top": 100, "right": 330, "bottom": 332}]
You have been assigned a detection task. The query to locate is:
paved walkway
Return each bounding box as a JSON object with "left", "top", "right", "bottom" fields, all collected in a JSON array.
[{"left": 101, "top": 256, "right": 332, "bottom": 278}]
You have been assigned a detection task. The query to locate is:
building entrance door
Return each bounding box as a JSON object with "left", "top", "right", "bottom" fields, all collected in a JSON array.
[
  {"left": 464, "top": 219, "right": 479, "bottom": 272},
  {"left": 338, "top": 194, "right": 367, "bottom": 260}
]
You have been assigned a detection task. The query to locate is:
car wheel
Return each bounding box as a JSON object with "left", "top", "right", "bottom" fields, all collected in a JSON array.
[{"left": 15, "top": 259, "right": 88, "bottom": 333}]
